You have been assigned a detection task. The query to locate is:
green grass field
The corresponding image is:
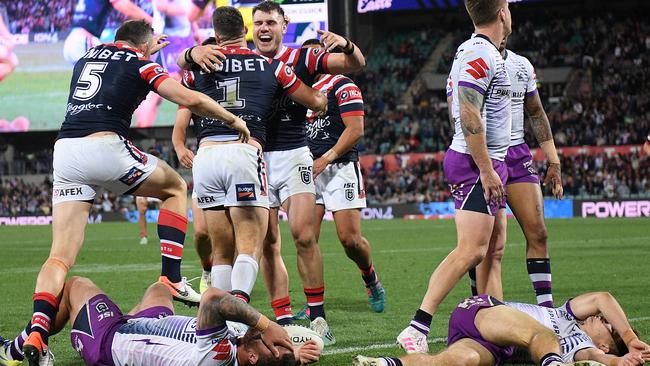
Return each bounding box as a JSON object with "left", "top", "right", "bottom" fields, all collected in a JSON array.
[{"left": 0, "top": 218, "right": 648, "bottom": 365}]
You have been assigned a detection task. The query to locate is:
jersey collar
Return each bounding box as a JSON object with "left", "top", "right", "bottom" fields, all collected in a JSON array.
[{"left": 472, "top": 33, "right": 499, "bottom": 51}]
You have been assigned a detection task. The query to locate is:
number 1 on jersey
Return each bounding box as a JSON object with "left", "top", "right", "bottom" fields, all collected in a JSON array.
[{"left": 216, "top": 77, "right": 245, "bottom": 109}]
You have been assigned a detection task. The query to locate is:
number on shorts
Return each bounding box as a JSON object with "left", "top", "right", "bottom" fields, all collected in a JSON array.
[
  {"left": 216, "top": 77, "right": 245, "bottom": 109},
  {"left": 73, "top": 62, "right": 108, "bottom": 101}
]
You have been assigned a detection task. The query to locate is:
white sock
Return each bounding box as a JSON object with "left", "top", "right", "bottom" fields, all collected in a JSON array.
[
  {"left": 231, "top": 254, "right": 259, "bottom": 296},
  {"left": 211, "top": 265, "right": 232, "bottom": 291}
]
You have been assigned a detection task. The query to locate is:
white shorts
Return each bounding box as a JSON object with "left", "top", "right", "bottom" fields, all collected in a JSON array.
[
  {"left": 264, "top": 146, "right": 315, "bottom": 208},
  {"left": 315, "top": 161, "right": 367, "bottom": 212},
  {"left": 63, "top": 27, "right": 100, "bottom": 65},
  {"left": 53, "top": 135, "right": 158, "bottom": 205},
  {"left": 192, "top": 144, "right": 268, "bottom": 209}
]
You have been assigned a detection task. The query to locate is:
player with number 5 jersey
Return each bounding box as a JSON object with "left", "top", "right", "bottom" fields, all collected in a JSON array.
[{"left": 18, "top": 20, "right": 250, "bottom": 366}]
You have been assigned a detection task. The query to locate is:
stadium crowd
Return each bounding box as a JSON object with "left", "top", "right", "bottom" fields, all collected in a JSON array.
[{"left": 4, "top": 0, "right": 73, "bottom": 33}]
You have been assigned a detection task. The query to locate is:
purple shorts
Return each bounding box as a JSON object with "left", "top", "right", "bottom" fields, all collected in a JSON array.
[
  {"left": 505, "top": 143, "right": 540, "bottom": 185},
  {"left": 448, "top": 295, "right": 514, "bottom": 365},
  {"left": 70, "top": 294, "right": 173, "bottom": 366},
  {"left": 443, "top": 149, "right": 508, "bottom": 216}
]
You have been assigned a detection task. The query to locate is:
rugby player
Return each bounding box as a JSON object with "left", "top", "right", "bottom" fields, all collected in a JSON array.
[
  {"left": 177, "top": 1, "right": 366, "bottom": 344},
  {"left": 19, "top": 19, "right": 250, "bottom": 365},
  {"left": 397, "top": 0, "right": 513, "bottom": 353},
  {"left": 300, "top": 39, "right": 386, "bottom": 314},
  {"left": 1, "top": 276, "right": 321, "bottom": 365},
  {"left": 357, "top": 292, "right": 650, "bottom": 366},
  {"left": 63, "top": 0, "right": 153, "bottom": 65},
  {"left": 179, "top": 6, "right": 328, "bottom": 316},
  {"left": 468, "top": 37, "right": 564, "bottom": 306},
  {"left": 0, "top": 3, "right": 18, "bottom": 83}
]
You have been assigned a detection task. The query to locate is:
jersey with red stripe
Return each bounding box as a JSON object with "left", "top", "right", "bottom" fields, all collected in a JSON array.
[
  {"left": 266, "top": 45, "right": 330, "bottom": 151},
  {"left": 58, "top": 43, "right": 170, "bottom": 139},
  {"left": 182, "top": 46, "right": 301, "bottom": 148},
  {"left": 306, "top": 74, "right": 364, "bottom": 163}
]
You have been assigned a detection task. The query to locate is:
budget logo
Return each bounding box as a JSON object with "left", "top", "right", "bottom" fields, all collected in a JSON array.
[
  {"left": 119, "top": 167, "right": 144, "bottom": 186},
  {"left": 236, "top": 184, "right": 257, "bottom": 201}
]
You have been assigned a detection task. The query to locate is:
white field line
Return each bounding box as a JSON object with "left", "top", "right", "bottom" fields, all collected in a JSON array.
[{"left": 324, "top": 316, "right": 650, "bottom": 356}]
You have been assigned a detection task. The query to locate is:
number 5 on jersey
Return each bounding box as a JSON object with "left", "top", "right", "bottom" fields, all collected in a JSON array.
[{"left": 73, "top": 62, "right": 107, "bottom": 101}]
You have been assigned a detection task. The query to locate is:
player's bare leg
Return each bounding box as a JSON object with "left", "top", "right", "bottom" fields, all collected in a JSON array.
[
  {"left": 362, "top": 306, "right": 565, "bottom": 366},
  {"left": 285, "top": 193, "right": 334, "bottom": 344},
  {"left": 507, "top": 182, "right": 553, "bottom": 307},
  {"left": 204, "top": 210, "right": 236, "bottom": 292},
  {"left": 136, "top": 197, "right": 149, "bottom": 245},
  {"left": 134, "top": 159, "right": 200, "bottom": 306},
  {"left": 191, "top": 199, "right": 213, "bottom": 293},
  {"left": 323, "top": 206, "right": 385, "bottom": 313},
  {"left": 227, "top": 206, "right": 269, "bottom": 303},
  {"left": 261, "top": 208, "right": 294, "bottom": 325},
  {"left": 128, "top": 282, "right": 175, "bottom": 316},
  {"left": 397, "top": 210, "right": 494, "bottom": 354},
  {"left": 22, "top": 200, "right": 92, "bottom": 364},
  {"left": 473, "top": 209, "right": 506, "bottom": 300}
]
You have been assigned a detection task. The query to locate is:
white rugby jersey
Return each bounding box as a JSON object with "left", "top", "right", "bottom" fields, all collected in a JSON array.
[
  {"left": 111, "top": 315, "right": 238, "bottom": 366},
  {"left": 506, "top": 301, "right": 596, "bottom": 362},
  {"left": 449, "top": 34, "right": 512, "bottom": 161},
  {"left": 504, "top": 49, "right": 537, "bottom": 146}
]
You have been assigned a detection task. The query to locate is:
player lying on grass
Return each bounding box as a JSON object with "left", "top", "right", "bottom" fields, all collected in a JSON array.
[
  {"left": 0, "top": 276, "right": 322, "bottom": 366},
  {"left": 356, "top": 292, "right": 650, "bottom": 366}
]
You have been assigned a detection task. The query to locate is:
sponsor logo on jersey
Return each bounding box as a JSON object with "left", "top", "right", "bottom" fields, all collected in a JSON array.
[
  {"left": 197, "top": 196, "right": 216, "bottom": 204},
  {"left": 119, "top": 167, "right": 145, "bottom": 186},
  {"left": 298, "top": 166, "right": 312, "bottom": 185},
  {"left": 211, "top": 338, "right": 232, "bottom": 361},
  {"left": 236, "top": 183, "right": 257, "bottom": 201},
  {"left": 53, "top": 187, "right": 83, "bottom": 197},
  {"left": 466, "top": 57, "right": 489, "bottom": 79},
  {"left": 66, "top": 102, "right": 105, "bottom": 116}
]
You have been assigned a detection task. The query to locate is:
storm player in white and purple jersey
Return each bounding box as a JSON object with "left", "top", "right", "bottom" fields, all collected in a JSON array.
[
  {"left": 397, "top": 0, "right": 513, "bottom": 354},
  {"left": 468, "top": 39, "right": 564, "bottom": 312},
  {"left": 356, "top": 292, "right": 650, "bottom": 366},
  {"left": 0, "top": 276, "right": 323, "bottom": 366}
]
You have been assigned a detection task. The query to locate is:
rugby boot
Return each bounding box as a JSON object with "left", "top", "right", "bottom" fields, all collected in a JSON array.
[{"left": 159, "top": 276, "right": 201, "bottom": 307}]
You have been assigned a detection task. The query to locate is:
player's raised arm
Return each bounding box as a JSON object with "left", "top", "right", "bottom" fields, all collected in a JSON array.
[
  {"left": 156, "top": 78, "right": 250, "bottom": 142},
  {"left": 316, "top": 30, "right": 365, "bottom": 74},
  {"left": 177, "top": 43, "right": 225, "bottom": 73},
  {"left": 112, "top": 0, "right": 154, "bottom": 24},
  {"left": 523, "top": 72, "right": 563, "bottom": 199},
  {"left": 273, "top": 60, "right": 328, "bottom": 115},
  {"left": 172, "top": 107, "right": 195, "bottom": 168},
  {"left": 569, "top": 292, "right": 649, "bottom": 352},
  {"left": 198, "top": 288, "right": 293, "bottom": 358}
]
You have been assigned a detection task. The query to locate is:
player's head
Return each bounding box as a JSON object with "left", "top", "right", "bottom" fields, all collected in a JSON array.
[
  {"left": 237, "top": 329, "right": 297, "bottom": 366},
  {"left": 212, "top": 6, "right": 246, "bottom": 44},
  {"left": 464, "top": 0, "right": 511, "bottom": 37},
  {"left": 115, "top": 19, "right": 154, "bottom": 53},
  {"left": 580, "top": 315, "right": 639, "bottom": 356},
  {"left": 252, "top": 1, "right": 288, "bottom": 56}
]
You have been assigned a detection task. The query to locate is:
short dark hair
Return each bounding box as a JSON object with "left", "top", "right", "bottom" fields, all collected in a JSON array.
[
  {"left": 301, "top": 38, "right": 322, "bottom": 48},
  {"left": 240, "top": 330, "right": 298, "bottom": 366},
  {"left": 611, "top": 328, "right": 640, "bottom": 356},
  {"left": 212, "top": 6, "right": 245, "bottom": 40},
  {"left": 464, "top": 0, "right": 505, "bottom": 27},
  {"left": 252, "top": 1, "right": 286, "bottom": 21},
  {"left": 115, "top": 19, "right": 153, "bottom": 45}
]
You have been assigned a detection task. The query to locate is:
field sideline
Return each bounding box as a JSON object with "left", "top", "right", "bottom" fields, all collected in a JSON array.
[{"left": 0, "top": 218, "right": 648, "bottom": 365}]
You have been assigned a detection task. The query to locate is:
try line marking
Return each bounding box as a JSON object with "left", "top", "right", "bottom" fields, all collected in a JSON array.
[{"left": 324, "top": 316, "right": 650, "bottom": 356}]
